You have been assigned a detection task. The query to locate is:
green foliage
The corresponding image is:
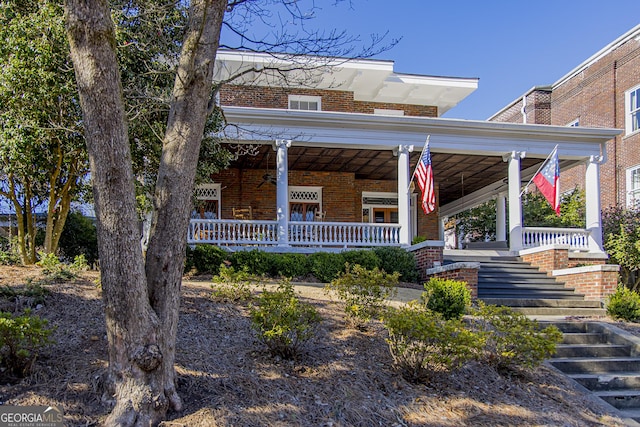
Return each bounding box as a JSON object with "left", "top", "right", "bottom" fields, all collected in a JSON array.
[
  {"left": 421, "top": 278, "right": 471, "bottom": 320},
  {"left": 35, "top": 252, "right": 87, "bottom": 282},
  {"left": 383, "top": 303, "right": 483, "bottom": 382},
  {"left": 326, "top": 264, "right": 399, "bottom": 325},
  {"left": 0, "top": 310, "right": 54, "bottom": 378},
  {"left": 191, "top": 245, "right": 228, "bottom": 275},
  {"left": 411, "top": 235, "right": 427, "bottom": 245},
  {"left": 0, "top": 249, "right": 19, "bottom": 266},
  {"left": 342, "top": 249, "right": 381, "bottom": 271},
  {"left": 602, "top": 206, "right": 640, "bottom": 290},
  {"left": 58, "top": 211, "right": 98, "bottom": 266},
  {"left": 272, "top": 253, "right": 310, "bottom": 279},
  {"left": 229, "top": 250, "right": 276, "bottom": 276},
  {"left": 211, "top": 265, "right": 255, "bottom": 302},
  {"left": 249, "top": 280, "right": 321, "bottom": 359},
  {"left": 453, "top": 198, "right": 497, "bottom": 242},
  {"left": 0, "top": 280, "right": 49, "bottom": 308},
  {"left": 606, "top": 286, "right": 640, "bottom": 322},
  {"left": 372, "top": 247, "right": 418, "bottom": 282},
  {"left": 470, "top": 302, "right": 563, "bottom": 373},
  {"left": 309, "top": 252, "right": 346, "bottom": 283}
]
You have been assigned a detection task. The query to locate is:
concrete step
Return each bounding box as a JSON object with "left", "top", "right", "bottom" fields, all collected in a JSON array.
[
  {"left": 483, "top": 299, "right": 602, "bottom": 308},
  {"left": 555, "top": 344, "right": 632, "bottom": 358},
  {"left": 595, "top": 389, "right": 640, "bottom": 410},
  {"left": 478, "top": 280, "right": 575, "bottom": 288},
  {"left": 562, "top": 332, "right": 609, "bottom": 345},
  {"left": 570, "top": 373, "right": 640, "bottom": 391},
  {"left": 549, "top": 357, "right": 640, "bottom": 374},
  {"left": 508, "top": 307, "right": 607, "bottom": 316},
  {"left": 478, "top": 290, "right": 584, "bottom": 299}
]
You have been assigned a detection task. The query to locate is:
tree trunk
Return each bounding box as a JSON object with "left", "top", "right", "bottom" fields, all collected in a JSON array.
[{"left": 65, "top": 0, "right": 227, "bottom": 424}]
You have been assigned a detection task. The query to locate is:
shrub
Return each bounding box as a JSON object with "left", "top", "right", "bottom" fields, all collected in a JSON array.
[
  {"left": 0, "top": 311, "right": 54, "bottom": 377},
  {"left": 249, "top": 280, "right": 321, "bottom": 359},
  {"left": 58, "top": 211, "right": 99, "bottom": 266},
  {"left": 0, "top": 279, "right": 49, "bottom": 308},
  {"left": 411, "top": 235, "right": 427, "bottom": 245},
  {"left": 211, "top": 265, "right": 255, "bottom": 302},
  {"left": 421, "top": 278, "right": 471, "bottom": 320},
  {"left": 372, "top": 247, "right": 418, "bottom": 282},
  {"left": 308, "top": 252, "right": 345, "bottom": 283},
  {"left": 273, "top": 253, "right": 310, "bottom": 279},
  {"left": 470, "top": 302, "right": 563, "bottom": 373},
  {"left": 607, "top": 286, "right": 640, "bottom": 322},
  {"left": 383, "top": 303, "right": 483, "bottom": 382},
  {"left": 36, "top": 252, "right": 83, "bottom": 281},
  {"left": 326, "top": 263, "right": 398, "bottom": 325},
  {"left": 230, "top": 250, "right": 276, "bottom": 276},
  {"left": 191, "top": 245, "right": 228, "bottom": 275},
  {"left": 342, "top": 249, "right": 381, "bottom": 271}
]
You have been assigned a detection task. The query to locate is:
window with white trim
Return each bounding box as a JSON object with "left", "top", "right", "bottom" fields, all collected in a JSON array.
[
  {"left": 627, "top": 166, "right": 640, "bottom": 208},
  {"left": 193, "top": 183, "right": 221, "bottom": 219},
  {"left": 288, "top": 95, "right": 321, "bottom": 111},
  {"left": 567, "top": 118, "right": 579, "bottom": 127},
  {"left": 289, "top": 186, "right": 322, "bottom": 221},
  {"left": 626, "top": 85, "right": 640, "bottom": 135}
]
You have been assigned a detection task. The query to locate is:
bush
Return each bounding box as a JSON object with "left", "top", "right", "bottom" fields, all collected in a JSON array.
[
  {"left": 211, "top": 265, "right": 255, "bottom": 302},
  {"left": 0, "top": 311, "right": 54, "bottom": 378},
  {"left": 607, "top": 286, "right": 640, "bottom": 322},
  {"left": 36, "top": 252, "right": 86, "bottom": 281},
  {"left": 383, "top": 303, "right": 483, "bottom": 382},
  {"left": 421, "top": 278, "right": 471, "bottom": 320},
  {"left": 342, "top": 249, "right": 381, "bottom": 271},
  {"left": 0, "top": 279, "right": 49, "bottom": 308},
  {"left": 470, "top": 302, "right": 563, "bottom": 373},
  {"left": 229, "top": 250, "right": 276, "bottom": 276},
  {"left": 372, "top": 247, "right": 418, "bottom": 282},
  {"left": 326, "top": 264, "right": 398, "bottom": 325},
  {"left": 411, "top": 236, "right": 427, "bottom": 245},
  {"left": 308, "top": 252, "right": 345, "bottom": 283},
  {"left": 249, "top": 280, "right": 321, "bottom": 359},
  {"left": 191, "top": 245, "right": 228, "bottom": 275},
  {"left": 272, "top": 253, "right": 310, "bottom": 279},
  {"left": 58, "top": 211, "right": 98, "bottom": 266}
]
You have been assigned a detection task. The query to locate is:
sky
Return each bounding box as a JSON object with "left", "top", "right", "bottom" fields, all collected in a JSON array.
[{"left": 225, "top": 0, "right": 640, "bottom": 121}]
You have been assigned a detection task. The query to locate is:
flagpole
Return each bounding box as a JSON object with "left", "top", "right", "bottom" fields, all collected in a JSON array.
[
  {"left": 408, "top": 135, "right": 430, "bottom": 192},
  {"left": 519, "top": 144, "right": 558, "bottom": 197}
]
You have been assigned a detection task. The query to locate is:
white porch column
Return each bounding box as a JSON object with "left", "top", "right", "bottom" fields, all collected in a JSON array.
[
  {"left": 496, "top": 192, "right": 507, "bottom": 242},
  {"left": 504, "top": 151, "right": 525, "bottom": 252},
  {"left": 275, "top": 139, "right": 292, "bottom": 247},
  {"left": 586, "top": 155, "right": 604, "bottom": 253},
  {"left": 396, "top": 144, "right": 414, "bottom": 245}
]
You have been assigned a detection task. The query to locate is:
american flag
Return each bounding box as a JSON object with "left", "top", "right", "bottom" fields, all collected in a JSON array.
[
  {"left": 415, "top": 140, "right": 436, "bottom": 214},
  {"left": 532, "top": 146, "right": 560, "bottom": 216}
]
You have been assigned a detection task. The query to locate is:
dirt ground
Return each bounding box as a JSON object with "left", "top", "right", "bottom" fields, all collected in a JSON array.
[{"left": 0, "top": 265, "right": 632, "bottom": 426}]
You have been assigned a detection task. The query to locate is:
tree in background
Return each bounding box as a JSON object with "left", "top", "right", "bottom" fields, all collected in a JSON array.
[
  {"left": 64, "top": 0, "right": 393, "bottom": 423},
  {"left": 602, "top": 206, "right": 640, "bottom": 290},
  {"left": 0, "top": 0, "right": 87, "bottom": 264}
]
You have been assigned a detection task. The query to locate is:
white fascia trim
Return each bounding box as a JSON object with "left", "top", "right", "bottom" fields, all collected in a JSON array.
[{"left": 222, "top": 106, "right": 620, "bottom": 156}]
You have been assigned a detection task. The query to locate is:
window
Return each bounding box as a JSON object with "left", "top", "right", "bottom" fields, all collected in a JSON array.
[
  {"left": 626, "top": 85, "right": 640, "bottom": 135},
  {"left": 627, "top": 166, "right": 640, "bottom": 208},
  {"left": 567, "top": 118, "right": 579, "bottom": 127},
  {"left": 288, "top": 95, "right": 321, "bottom": 111}
]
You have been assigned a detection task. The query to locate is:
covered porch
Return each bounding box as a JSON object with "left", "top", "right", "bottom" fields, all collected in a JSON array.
[{"left": 188, "top": 106, "right": 620, "bottom": 254}]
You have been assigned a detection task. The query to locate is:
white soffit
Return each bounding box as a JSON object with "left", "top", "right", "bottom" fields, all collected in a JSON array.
[{"left": 214, "top": 50, "right": 478, "bottom": 116}]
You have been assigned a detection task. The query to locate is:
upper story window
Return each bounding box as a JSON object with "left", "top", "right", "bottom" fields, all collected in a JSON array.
[
  {"left": 567, "top": 118, "right": 579, "bottom": 127},
  {"left": 627, "top": 165, "right": 640, "bottom": 208},
  {"left": 288, "top": 95, "right": 321, "bottom": 111},
  {"left": 626, "top": 85, "right": 640, "bottom": 136}
]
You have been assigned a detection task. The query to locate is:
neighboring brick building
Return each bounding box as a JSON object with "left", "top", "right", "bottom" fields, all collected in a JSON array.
[{"left": 490, "top": 24, "right": 640, "bottom": 209}]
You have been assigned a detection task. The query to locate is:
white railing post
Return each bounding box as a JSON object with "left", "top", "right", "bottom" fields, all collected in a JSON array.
[{"left": 275, "top": 139, "right": 291, "bottom": 247}]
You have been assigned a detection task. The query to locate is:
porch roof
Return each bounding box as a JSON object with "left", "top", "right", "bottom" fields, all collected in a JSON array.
[{"left": 221, "top": 106, "right": 621, "bottom": 211}]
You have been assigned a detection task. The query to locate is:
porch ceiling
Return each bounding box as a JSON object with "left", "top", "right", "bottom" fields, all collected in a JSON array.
[{"left": 229, "top": 145, "right": 543, "bottom": 206}]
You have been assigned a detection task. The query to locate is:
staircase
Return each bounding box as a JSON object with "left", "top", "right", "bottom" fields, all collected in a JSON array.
[
  {"left": 443, "top": 253, "right": 605, "bottom": 316},
  {"left": 547, "top": 321, "right": 640, "bottom": 426}
]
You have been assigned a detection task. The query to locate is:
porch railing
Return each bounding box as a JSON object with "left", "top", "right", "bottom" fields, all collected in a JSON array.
[
  {"left": 188, "top": 219, "right": 278, "bottom": 245},
  {"left": 187, "top": 219, "right": 401, "bottom": 247},
  {"left": 289, "top": 221, "right": 401, "bottom": 247},
  {"left": 522, "top": 227, "right": 591, "bottom": 251}
]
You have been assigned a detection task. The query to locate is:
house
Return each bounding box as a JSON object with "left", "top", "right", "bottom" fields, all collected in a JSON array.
[
  {"left": 188, "top": 49, "right": 619, "bottom": 258},
  {"left": 489, "top": 23, "right": 640, "bottom": 209}
]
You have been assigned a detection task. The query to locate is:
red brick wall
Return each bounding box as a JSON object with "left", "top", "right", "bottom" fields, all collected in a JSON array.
[
  {"left": 560, "top": 270, "right": 619, "bottom": 301},
  {"left": 220, "top": 85, "right": 438, "bottom": 117},
  {"left": 413, "top": 246, "right": 444, "bottom": 278},
  {"left": 521, "top": 247, "right": 568, "bottom": 273},
  {"left": 208, "top": 168, "right": 440, "bottom": 239}
]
